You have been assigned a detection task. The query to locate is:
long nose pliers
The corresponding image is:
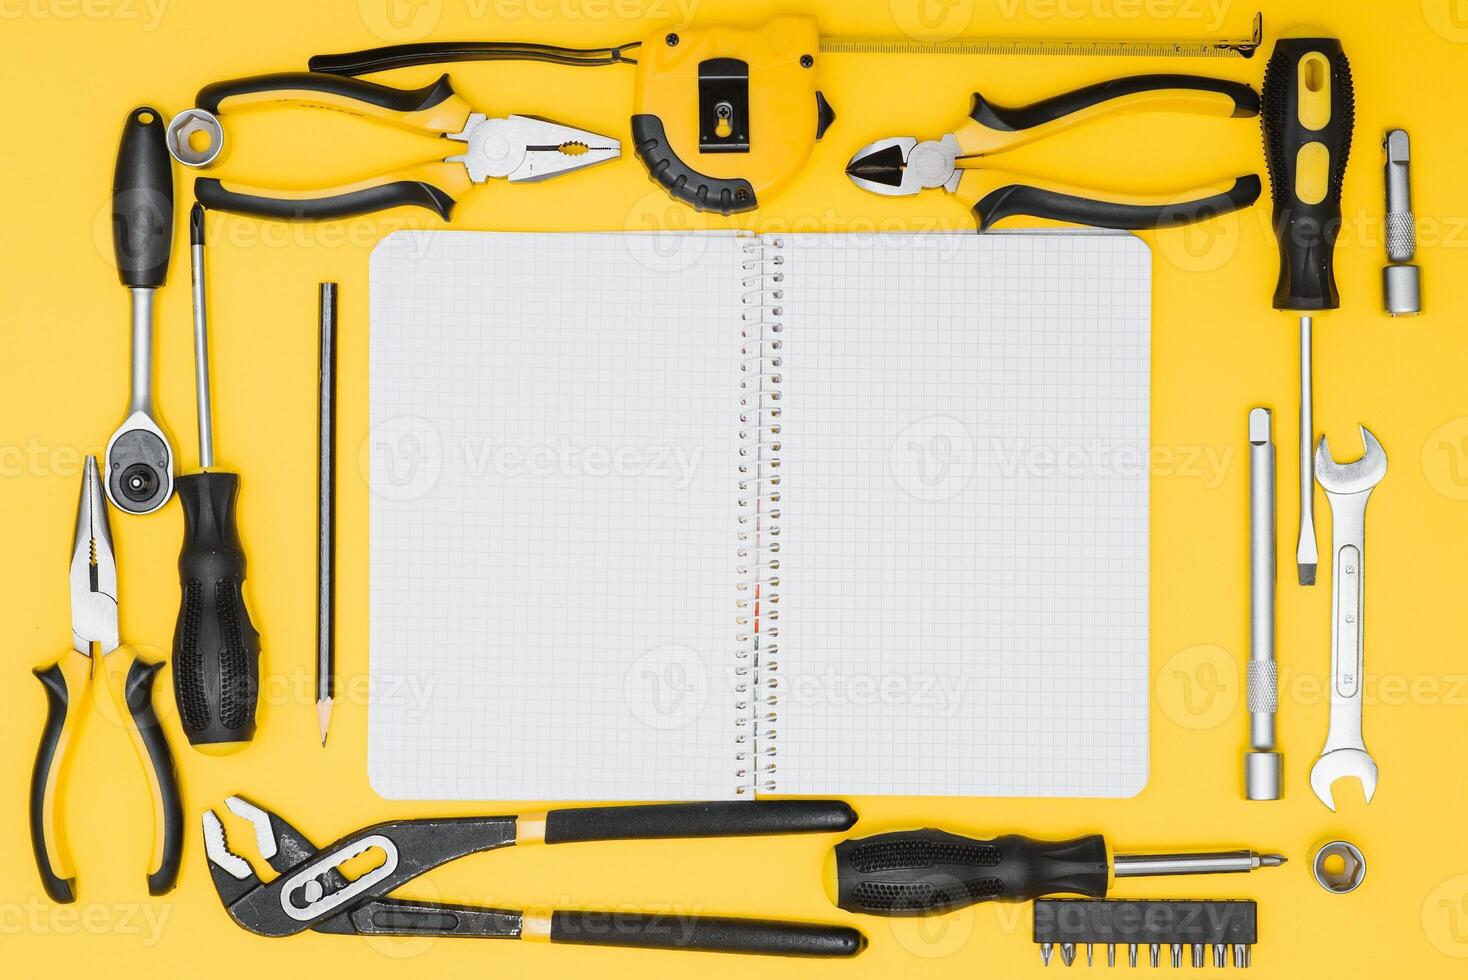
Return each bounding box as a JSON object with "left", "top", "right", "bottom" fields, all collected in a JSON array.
[
  {"left": 846, "top": 74, "right": 1262, "bottom": 231},
  {"left": 30, "top": 456, "right": 185, "bottom": 903},
  {"left": 204, "top": 796, "right": 866, "bottom": 957}
]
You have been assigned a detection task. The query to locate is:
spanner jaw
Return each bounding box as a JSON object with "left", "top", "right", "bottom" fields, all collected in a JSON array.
[{"left": 1309, "top": 748, "right": 1378, "bottom": 812}]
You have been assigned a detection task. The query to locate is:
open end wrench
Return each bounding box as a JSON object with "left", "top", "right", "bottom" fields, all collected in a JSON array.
[
  {"left": 104, "top": 107, "right": 176, "bottom": 515},
  {"left": 1309, "top": 426, "right": 1387, "bottom": 811}
]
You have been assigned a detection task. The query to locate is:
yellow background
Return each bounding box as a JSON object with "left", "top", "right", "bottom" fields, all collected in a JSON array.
[{"left": 4, "top": 0, "right": 1468, "bottom": 975}]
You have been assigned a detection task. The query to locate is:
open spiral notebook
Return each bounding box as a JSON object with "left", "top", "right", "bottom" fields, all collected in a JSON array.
[{"left": 367, "top": 229, "right": 1150, "bottom": 801}]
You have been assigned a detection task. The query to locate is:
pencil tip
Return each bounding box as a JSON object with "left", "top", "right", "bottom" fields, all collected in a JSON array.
[{"left": 316, "top": 698, "right": 333, "bottom": 747}]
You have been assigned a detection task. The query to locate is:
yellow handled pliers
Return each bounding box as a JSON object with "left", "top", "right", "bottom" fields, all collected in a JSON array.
[
  {"left": 30, "top": 456, "right": 183, "bottom": 903},
  {"left": 846, "top": 74, "right": 1261, "bottom": 231},
  {"left": 173, "top": 72, "right": 620, "bottom": 221}
]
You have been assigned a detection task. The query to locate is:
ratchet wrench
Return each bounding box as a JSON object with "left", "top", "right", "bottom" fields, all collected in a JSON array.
[
  {"left": 104, "top": 107, "right": 177, "bottom": 514},
  {"left": 1309, "top": 427, "right": 1386, "bottom": 811}
]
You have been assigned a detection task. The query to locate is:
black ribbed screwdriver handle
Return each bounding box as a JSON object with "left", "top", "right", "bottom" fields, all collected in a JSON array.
[
  {"left": 833, "top": 829, "right": 1110, "bottom": 916},
  {"left": 173, "top": 471, "right": 260, "bottom": 748},
  {"left": 1261, "top": 38, "right": 1354, "bottom": 311}
]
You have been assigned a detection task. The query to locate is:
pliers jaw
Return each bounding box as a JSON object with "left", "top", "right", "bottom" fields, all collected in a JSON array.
[
  {"left": 69, "top": 455, "right": 119, "bottom": 656},
  {"left": 446, "top": 114, "right": 621, "bottom": 184},
  {"left": 845, "top": 135, "right": 962, "bottom": 197}
]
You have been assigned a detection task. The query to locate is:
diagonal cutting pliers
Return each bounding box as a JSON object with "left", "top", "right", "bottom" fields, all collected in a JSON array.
[
  {"left": 846, "top": 74, "right": 1262, "bottom": 231},
  {"left": 30, "top": 456, "right": 184, "bottom": 903},
  {"left": 204, "top": 795, "right": 866, "bottom": 957},
  {"left": 179, "top": 72, "right": 620, "bottom": 221}
]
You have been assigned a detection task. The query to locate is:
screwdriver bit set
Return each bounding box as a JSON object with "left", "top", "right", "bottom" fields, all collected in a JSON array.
[{"left": 1034, "top": 901, "right": 1258, "bottom": 969}]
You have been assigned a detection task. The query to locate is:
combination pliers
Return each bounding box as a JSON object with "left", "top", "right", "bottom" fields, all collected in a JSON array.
[
  {"left": 30, "top": 456, "right": 184, "bottom": 902},
  {"left": 204, "top": 796, "right": 866, "bottom": 957},
  {"left": 846, "top": 74, "right": 1262, "bottom": 231},
  {"left": 176, "top": 72, "right": 619, "bottom": 221}
]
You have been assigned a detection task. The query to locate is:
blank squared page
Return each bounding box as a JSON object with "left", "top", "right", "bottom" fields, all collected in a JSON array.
[
  {"left": 773, "top": 232, "right": 1151, "bottom": 797},
  {"left": 368, "top": 231, "right": 745, "bottom": 800}
]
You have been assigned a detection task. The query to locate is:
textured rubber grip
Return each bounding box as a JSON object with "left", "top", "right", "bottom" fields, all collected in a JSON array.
[
  {"left": 102, "top": 653, "right": 185, "bottom": 895},
  {"left": 833, "top": 830, "right": 1110, "bottom": 915},
  {"left": 549, "top": 912, "right": 866, "bottom": 956},
  {"left": 544, "top": 800, "right": 857, "bottom": 843},
  {"left": 969, "top": 74, "right": 1260, "bottom": 132},
  {"left": 112, "top": 106, "right": 174, "bottom": 289},
  {"left": 195, "top": 177, "right": 456, "bottom": 222},
  {"left": 195, "top": 71, "right": 458, "bottom": 115},
  {"left": 974, "top": 175, "right": 1261, "bottom": 231},
  {"left": 172, "top": 471, "right": 260, "bottom": 748},
  {"left": 29, "top": 651, "right": 89, "bottom": 903},
  {"left": 308, "top": 41, "right": 638, "bottom": 76},
  {"left": 1261, "top": 38, "right": 1354, "bottom": 311},
  {"left": 630, "top": 114, "right": 756, "bottom": 214}
]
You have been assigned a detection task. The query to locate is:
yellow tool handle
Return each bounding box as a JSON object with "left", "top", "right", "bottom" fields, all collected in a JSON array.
[
  {"left": 98, "top": 646, "right": 185, "bottom": 896},
  {"left": 196, "top": 71, "right": 474, "bottom": 137},
  {"left": 194, "top": 160, "right": 474, "bottom": 222},
  {"left": 954, "top": 170, "right": 1261, "bottom": 231},
  {"left": 29, "top": 648, "right": 90, "bottom": 903},
  {"left": 954, "top": 74, "right": 1259, "bottom": 157}
]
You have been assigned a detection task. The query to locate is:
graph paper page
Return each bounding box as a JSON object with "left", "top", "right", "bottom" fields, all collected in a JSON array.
[
  {"left": 772, "top": 232, "right": 1152, "bottom": 797},
  {"left": 368, "top": 231, "right": 744, "bottom": 800}
]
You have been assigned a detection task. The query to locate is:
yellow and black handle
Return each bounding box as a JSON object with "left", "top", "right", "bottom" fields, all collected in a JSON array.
[
  {"left": 30, "top": 648, "right": 184, "bottom": 902},
  {"left": 192, "top": 72, "right": 474, "bottom": 220},
  {"left": 955, "top": 74, "right": 1262, "bottom": 230},
  {"left": 1261, "top": 38, "right": 1353, "bottom": 310}
]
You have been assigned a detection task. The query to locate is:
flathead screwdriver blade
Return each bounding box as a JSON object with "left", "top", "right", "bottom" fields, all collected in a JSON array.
[
  {"left": 1042, "top": 942, "right": 1054, "bottom": 966},
  {"left": 1129, "top": 943, "right": 1138, "bottom": 967},
  {"left": 1150, "top": 944, "right": 1160, "bottom": 967},
  {"left": 1107, "top": 943, "right": 1116, "bottom": 967}
]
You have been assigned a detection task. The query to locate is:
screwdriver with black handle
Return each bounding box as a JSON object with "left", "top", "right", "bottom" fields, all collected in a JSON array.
[
  {"left": 1261, "top": 37, "right": 1354, "bottom": 588},
  {"left": 828, "top": 829, "right": 1285, "bottom": 916},
  {"left": 171, "top": 202, "right": 261, "bottom": 752}
]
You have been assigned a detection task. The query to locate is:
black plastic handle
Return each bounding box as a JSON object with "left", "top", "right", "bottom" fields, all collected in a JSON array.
[
  {"left": 196, "top": 71, "right": 458, "bottom": 116},
  {"left": 30, "top": 656, "right": 85, "bottom": 903},
  {"left": 969, "top": 74, "right": 1260, "bottom": 132},
  {"left": 172, "top": 471, "right": 260, "bottom": 748},
  {"left": 833, "top": 829, "right": 1110, "bottom": 916},
  {"left": 195, "top": 176, "right": 456, "bottom": 222},
  {"left": 1261, "top": 38, "right": 1354, "bottom": 311},
  {"left": 549, "top": 912, "right": 866, "bottom": 957},
  {"left": 543, "top": 800, "right": 858, "bottom": 844},
  {"left": 112, "top": 106, "right": 174, "bottom": 289},
  {"left": 309, "top": 40, "right": 638, "bottom": 76},
  {"left": 973, "top": 174, "right": 1261, "bottom": 231},
  {"left": 117, "top": 657, "right": 186, "bottom": 895}
]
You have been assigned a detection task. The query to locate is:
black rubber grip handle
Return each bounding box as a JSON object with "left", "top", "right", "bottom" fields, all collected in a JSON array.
[
  {"left": 30, "top": 660, "right": 81, "bottom": 903},
  {"left": 172, "top": 472, "right": 260, "bottom": 747},
  {"left": 833, "top": 830, "right": 1110, "bottom": 916},
  {"left": 969, "top": 74, "right": 1259, "bottom": 131},
  {"left": 112, "top": 106, "right": 174, "bottom": 289},
  {"left": 974, "top": 175, "right": 1260, "bottom": 231},
  {"left": 195, "top": 177, "right": 456, "bottom": 222},
  {"left": 119, "top": 657, "right": 185, "bottom": 895},
  {"left": 1261, "top": 38, "right": 1354, "bottom": 311},
  {"left": 195, "top": 71, "right": 458, "bottom": 115},
  {"left": 629, "top": 114, "right": 757, "bottom": 214},
  {"left": 549, "top": 912, "right": 866, "bottom": 957},
  {"left": 309, "top": 41, "right": 638, "bottom": 76},
  {"left": 543, "top": 800, "right": 857, "bottom": 843}
]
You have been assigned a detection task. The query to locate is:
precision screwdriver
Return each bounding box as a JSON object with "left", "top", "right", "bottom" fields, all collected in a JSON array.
[
  {"left": 172, "top": 202, "right": 261, "bottom": 753},
  {"left": 1260, "top": 37, "right": 1354, "bottom": 587},
  {"left": 828, "top": 828, "right": 1285, "bottom": 915}
]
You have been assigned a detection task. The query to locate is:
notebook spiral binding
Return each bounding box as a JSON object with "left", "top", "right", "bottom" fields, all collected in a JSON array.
[{"left": 734, "top": 237, "right": 785, "bottom": 795}]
